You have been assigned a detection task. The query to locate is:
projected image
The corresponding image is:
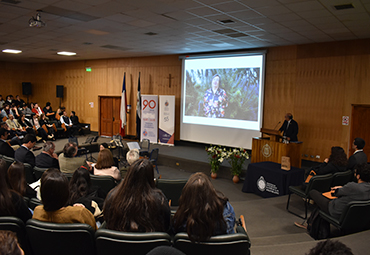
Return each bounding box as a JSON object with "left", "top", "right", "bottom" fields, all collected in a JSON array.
[{"left": 185, "top": 68, "right": 260, "bottom": 121}]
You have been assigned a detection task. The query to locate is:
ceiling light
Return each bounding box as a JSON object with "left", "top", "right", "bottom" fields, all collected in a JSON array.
[
  {"left": 2, "top": 49, "right": 22, "bottom": 54},
  {"left": 57, "top": 51, "right": 76, "bottom": 56}
]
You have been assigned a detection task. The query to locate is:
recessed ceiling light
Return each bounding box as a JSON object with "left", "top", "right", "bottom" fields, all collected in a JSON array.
[
  {"left": 57, "top": 51, "right": 76, "bottom": 56},
  {"left": 2, "top": 49, "right": 22, "bottom": 54}
]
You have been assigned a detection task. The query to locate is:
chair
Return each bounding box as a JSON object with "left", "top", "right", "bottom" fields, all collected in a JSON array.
[
  {"left": 26, "top": 219, "right": 96, "bottom": 255},
  {"left": 68, "top": 136, "right": 88, "bottom": 159},
  {"left": 286, "top": 173, "right": 333, "bottom": 219},
  {"left": 34, "top": 166, "right": 48, "bottom": 180},
  {"left": 331, "top": 170, "right": 353, "bottom": 187},
  {"left": 140, "top": 139, "right": 150, "bottom": 157},
  {"left": 0, "top": 216, "right": 29, "bottom": 254},
  {"left": 156, "top": 179, "right": 187, "bottom": 207},
  {"left": 173, "top": 225, "right": 251, "bottom": 255},
  {"left": 2, "top": 155, "right": 15, "bottom": 169},
  {"left": 29, "top": 197, "right": 43, "bottom": 210},
  {"left": 95, "top": 228, "right": 171, "bottom": 255},
  {"left": 90, "top": 175, "right": 117, "bottom": 196},
  {"left": 23, "top": 163, "right": 36, "bottom": 184},
  {"left": 319, "top": 200, "right": 370, "bottom": 235},
  {"left": 149, "top": 148, "right": 159, "bottom": 174}
]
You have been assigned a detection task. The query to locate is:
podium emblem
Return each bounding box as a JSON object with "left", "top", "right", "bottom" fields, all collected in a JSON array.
[
  {"left": 257, "top": 176, "right": 266, "bottom": 192},
  {"left": 261, "top": 144, "right": 272, "bottom": 158}
]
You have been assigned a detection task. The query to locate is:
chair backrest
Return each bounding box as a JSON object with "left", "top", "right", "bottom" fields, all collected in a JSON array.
[
  {"left": 2, "top": 155, "right": 15, "bottom": 169},
  {"left": 174, "top": 232, "right": 251, "bottom": 255},
  {"left": 0, "top": 216, "right": 28, "bottom": 253},
  {"left": 29, "top": 197, "right": 43, "bottom": 210},
  {"left": 150, "top": 148, "right": 159, "bottom": 161},
  {"left": 90, "top": 175, "right": 117, "bottom": 196},
  {"left": 141, "top": 139, "right": 150, "bottom": 151},
  {"left": 23, "top": 163, "right": 36, "bottom": 184},
  {"left": 331, "top": 170, "right": 353, "bottom": 187},
  {"left": 339, "top": 200, "right": 370, "bottom": 233},
  {"left": 306, "top": 173, "right": 333, "bottom": 194},
  {"left": 95, "top": 228, "right": 171, "bottom": 255},
  {"left": 34, "top": 166, "right": 49, "bottom": 180},
  {"left": 156, "top": 179, "right": 187, "bottom": 206},
  {"left": 26, "top": 219, "right": 96, "bottom": 255}
]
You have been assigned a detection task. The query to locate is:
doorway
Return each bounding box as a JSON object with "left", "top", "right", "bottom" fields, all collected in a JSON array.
[
  {"left": 99, "top": 96, "right": 121, "bottom": 137},
  {"left": 350, "top": 104, "right": 370, "bottom": 159}
]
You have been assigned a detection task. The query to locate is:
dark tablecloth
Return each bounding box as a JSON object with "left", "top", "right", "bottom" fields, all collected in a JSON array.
[{"left": 242, "top": 161, "right": 304, "bottom": 198}]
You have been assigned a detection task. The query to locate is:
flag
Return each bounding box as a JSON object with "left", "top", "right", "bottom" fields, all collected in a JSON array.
[
  {"left": 136, "top": 73, "right": 141, "bottom": 139},
  {"left": 120, "top": 73, "right": 127, "bottom": 136}
]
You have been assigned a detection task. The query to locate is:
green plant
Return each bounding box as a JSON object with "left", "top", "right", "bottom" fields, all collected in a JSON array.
[
  {"left": 226, "top": 148, "right": 249, "bottom": 176},
  {"left": 206, "top": 145, "right": 227, "bottom": 173}
]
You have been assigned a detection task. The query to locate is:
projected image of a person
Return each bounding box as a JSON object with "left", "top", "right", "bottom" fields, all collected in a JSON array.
[
  {"left": 279, "top": 113, "right": 298, "bottom": 141},
  {"left": 203, "top": 74, "right": 228, "bottom": 118}
]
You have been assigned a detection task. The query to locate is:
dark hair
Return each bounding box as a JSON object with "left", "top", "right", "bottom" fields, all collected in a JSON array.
[
  {"left": 0, "top": 159, "right": 15, "bottom": 216},
  {"left": 23, "top": 134, "right": 36, "bottom": 144},
  {"left": 306, "top": 240, "right": 353, "bottom": 255},
  {"left": 0, "top": 128, "right": 8, "bottom": 137},
  {"left": 354, "top": 137, "right": 365, "bottom": 150},
  {"left": 173, "top": 172, "right": 227, "bottom": 242},
  {"left": 0, "top": 230, "right": 23, "bottom": 255},
  {"left": 63, "top": 142, "right": 77, "bottom": 157},
  {"left": 212, "top": 74, "right": 221, "bottom": 85},
  {"left": 100, "top": 143, "right": 108, "bottom": 149},
  {"left": 355, "top": 163, "right": 370, "bottom": 182},
  {"left": 69, "top": 167, "right": 91, "bottom": 205},
  {"left": 95, "top": 149, "right": 114, "bottom": 169},
  {"left": 328, "top": 146, "right": 347, "bottom": 167},
  {"left": 46, "top": 102, "right": 51, "bottom": 107},
  {"left": 7, "top": 162, "right": 27, "bottom": 197},
  {"left": 103, "top": 159, "right": 166, "bottom": 232},
  {"left": 71, "top": 111, "right": 75, "bottom": 115},
  {"left": 40, "top": 168, "right": 69, "bottom": 211}
]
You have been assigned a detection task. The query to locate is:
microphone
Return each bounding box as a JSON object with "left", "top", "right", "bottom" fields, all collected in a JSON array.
[{"left": 273, "top": 121, "right": 281, "bottom": 130}]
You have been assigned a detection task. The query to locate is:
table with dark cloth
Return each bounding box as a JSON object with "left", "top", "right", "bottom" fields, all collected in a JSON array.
[{"left": 242, "top": 161, "right": 304, "bottom": 198}]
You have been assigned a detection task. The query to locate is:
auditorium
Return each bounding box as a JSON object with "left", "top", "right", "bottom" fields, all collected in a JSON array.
[{"left": 1, "top": 0, "right": 370, "bottom": 254}]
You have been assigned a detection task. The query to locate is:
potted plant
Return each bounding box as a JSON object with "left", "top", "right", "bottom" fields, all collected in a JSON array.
[
  {"left": 206, "top": 145, "right": 226, "bottom": 179},
  {"left": 226, "top": 148, "right": 249, "bottom": 183}
]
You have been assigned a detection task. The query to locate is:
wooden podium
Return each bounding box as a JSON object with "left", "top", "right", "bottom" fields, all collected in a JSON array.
[{"left": 251, "top": 128, "right": 302, "bottom": 168}]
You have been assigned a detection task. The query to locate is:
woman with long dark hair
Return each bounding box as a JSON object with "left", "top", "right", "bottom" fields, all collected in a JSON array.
[
  {"left": 0, "top": 159, "right": 32, "bottom": 223},
  {"left": 7, "top": 162, "right": 36, "bottom": 199},
  {"left": 173, "top": 172, "right": 236, "bottom": 242},
  {"left": 103, "top": 159, "right": 170, "bottom": 232},
  {"left": 310, "top": 146, "right": 347, "bottom": 176}
]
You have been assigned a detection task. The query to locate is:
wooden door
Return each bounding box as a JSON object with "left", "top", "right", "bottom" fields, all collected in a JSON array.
[
  {"left": 99, "top": 96, "right": 121, "bottom": 137},
  {"left": 350, "top": 105, "right": 370, "bottom": 158}
]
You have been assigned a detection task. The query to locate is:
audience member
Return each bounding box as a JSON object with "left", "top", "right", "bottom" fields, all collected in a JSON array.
[
  {"left": 306, "top": 240, "right": 353, "bottom": 255},
  {"left": 0, "top": 128, "right": 15, "bottom": 157},
  {"left": 30, "top": 114, "right": 48, "bottom": 142},
  {"left": 14, "top": 134, "right": 37, "bottom": 167},
  {"left": 0, "top": 103, "right": 13, "bottom": 119},
  {"left": 60, "top": 111, "right": 75, "bottom": 137},
  {"left": 127, "top": 149, "right": 140, "bottom": 165},
  {"left": 347, "top": 137, "right": 367, "bottom": 171},
  {"left": 100, "top": 142, "right": 119, "bottom": 167},
  {"left": 70, "top": 111, "right": 82, "bottom": 135},
  {"left": 0, "top": 230, "right": 25, "bottom": 255},
  {"left": 18, "top": 114, "right": 36, "bottom": 135},
  {"left": 58, "top": 142, "right": 91, "bottom": 173},
  {"left": 11, "top": 105, "right": 20, "bottom": 119},
  {"left": 39, "top": 114, "right": 55, "bottom": 140},
  {"left": 0, "top": 122, "right": 22, "bottom": 147},
  {"left": 6, "top": 95, "right": 13, "bottom": 105},
  {"left": 31, "top": 103, "right": 43, "bottom": 117},
  {"left": 32, "top": 168, "right": 97, "bottom": 230},
  {"left": 94, "top": 148, "right": 121, "bottom": 181},
  {"left": 5, "top": 114, "right": 26, "bottom": 136},
  {"left": 0, "top": 159, "right": 32, "bottom": 223},
  {"left": 43, "top": 102, "right": 55, "bottom": 120},
  {"left": 7, "top": 161, "right": 36, "bottom": 199},
  {"left": 35, "top": 141, "right": 59, "bottom": 169},
  {"left": 13, "top": 95, "right": 24, "bottom": 108},
  {"left": 103, "top": 159, "right": 170, "bottom": 232},
  {"left": 19, "top": 103, "right": 33, "bottom": 120},
  {"left": 173, "top": 172, "right": 236, "bottom": 242},
  {"left": 0, "top": 95, "right": 4, "bottom": 109}
]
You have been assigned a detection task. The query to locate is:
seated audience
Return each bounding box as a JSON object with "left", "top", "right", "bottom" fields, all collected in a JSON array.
[
  {"left": 0, "top": 159, "right": 32, "bottom": 223},
  {"left": 0, "top": 95, "right": 4, "bottom": 109},
  {"left": 58, "top": 142, "right": 91, "bottom": 173},
  {"left": 31, "top": 103, "right": 43, "bottom": 117},
  {"left": 0, "top": 230, "right": 25, "bottom": 255},
  {"left": 347, "top": 137, "right": 367, "bottom": 171},
  {"left": 60, "top": 111, "right": 75, "bottom": 137},
  {"left": 0, "top": 128, "right": 15, "bottom": 157},
  {"left": 11, "top": 105, "right": 20, "bottom": 119},
  {"left": 35, "top": 141, "right": 59, "bottom": 169},
  {"left": 103, "top": 159, "right": 170, "bottom": 232},
  {"left": 19, "top": 103, "right": 33, "bottom": 120},
  {"left": 173, "top": 172, "right": 236, "bottom": 242},
  {"left": 18, "top": 114, "right": 36, "bottom": 135},
  {"left": 6, "top": 114, "right": 26, "bottom": 136},
  {"left": 5, "top": 95, "right": 13, "bottom": 105},
  {"left": 13, "top": 95, "right": 24, "bottom": 108},
  {"left": 14, "top": 134, "right": 37, "bottom": 167},
  {"left": 0, "top": 122, "right": 21, "bottom": 147},
  {"left": 69, "top": 167, "right": 105, "bottom": 219},
  {"left": 7, "top": 161, "right": 36, "bottom": 199},
  {"left": 33, "top": 168, "right": 97, "bottom": 230},
  {"left": 30, "top": 114, "right": 48, "bottom": 142},
  {"left": 0, "top": 103, "right": 13, "bottom": 119},
  {"left": 94, "top": 148, "right": 121, "bottom": 181},
  {"left": 43, "top": 102, "right": 55, "bottom": 120},
  {"left": 70, "top": 111, "right": 82, "bottom": 135},
  {"left": 39, "top": 114, "right": 55, "bottom": 140}
]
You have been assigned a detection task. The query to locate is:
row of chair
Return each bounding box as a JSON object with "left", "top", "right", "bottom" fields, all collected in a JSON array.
[
  {"left": 286, "top": 170, "right": 353, "bottom": 219},
  {"left": 0, "top": 217, "right": 251, "bottom": 255}
]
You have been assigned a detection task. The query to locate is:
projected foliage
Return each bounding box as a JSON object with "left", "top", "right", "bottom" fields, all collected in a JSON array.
[{"left": 185, "top": 68, "right": 260, "bottom": 121}]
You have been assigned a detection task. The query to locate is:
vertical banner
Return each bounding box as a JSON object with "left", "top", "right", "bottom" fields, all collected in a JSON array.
[
  {"left": 141, "top": 95, "right": 158, "bottom": 143},
  {"left": 159, "top": 95, "right": 175, "bottom": 146}
]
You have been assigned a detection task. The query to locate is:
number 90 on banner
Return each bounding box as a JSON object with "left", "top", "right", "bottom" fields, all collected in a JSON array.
[{"left": 143, "top": 99, "right": 156, "bottom": 110}]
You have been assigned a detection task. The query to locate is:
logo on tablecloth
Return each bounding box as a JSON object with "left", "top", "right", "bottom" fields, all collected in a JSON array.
[
  {"left": 257, "top": 176, "right": 267, "bottom": 192},
  {"left": 261, "top": 144, "right": 272, "bottom": 157}
]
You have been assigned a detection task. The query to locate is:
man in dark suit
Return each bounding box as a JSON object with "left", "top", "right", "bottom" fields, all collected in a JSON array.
[
  {"left": 0, "top": 128, "right": 15, "bottom": 158},
  {"left": 14, "top": 134, "right": 37, "bottom": 167},
  {"left": 35, "top": 141, "right": 59, "bottom": 169},
  {"left": 348, "top": 137, "right": 367, "bottom": 170},
  {"left": 279, "top": 113, "right": 299, "bottom": 142}
]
